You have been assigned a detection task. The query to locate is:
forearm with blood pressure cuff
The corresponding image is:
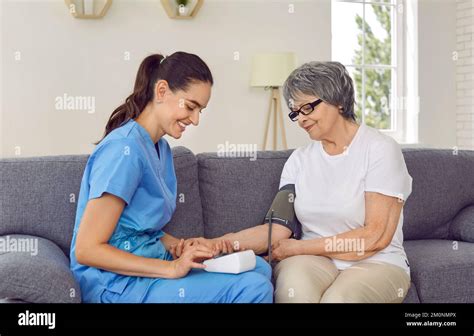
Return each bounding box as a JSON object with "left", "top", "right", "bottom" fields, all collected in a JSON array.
[{"left": 263, "top": 184, "right": 302, "bottom": 240}]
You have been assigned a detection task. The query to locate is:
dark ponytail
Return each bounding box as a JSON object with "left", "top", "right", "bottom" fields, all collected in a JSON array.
[{"left": 95, "top": 52, "right": 213, "bottom": 144}]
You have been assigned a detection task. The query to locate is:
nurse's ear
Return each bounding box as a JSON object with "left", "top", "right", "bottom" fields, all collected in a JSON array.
[{"left": 154, "top": 79, "right": 170, "bottom": 104}]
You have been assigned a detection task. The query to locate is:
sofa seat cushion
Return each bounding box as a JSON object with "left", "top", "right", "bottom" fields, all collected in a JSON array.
[
  {"left": 0, "top": 234, "right": 81, "bottom": 303},
  {"left": 404, "top": 239, "right": 474, "bottom": 302},
  {"left": 403, "top": 282, "right": 420, "bottom": 303}
]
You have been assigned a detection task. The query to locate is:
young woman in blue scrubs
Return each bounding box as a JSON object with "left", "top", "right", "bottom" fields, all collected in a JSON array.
[{"left": 70, "top": 52, "right": 273, "bottom": 303}]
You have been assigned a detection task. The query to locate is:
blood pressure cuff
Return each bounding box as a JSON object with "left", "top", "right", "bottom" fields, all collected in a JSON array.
[{"left": 263, "top": 184, "right": 302, "bottom": 240}]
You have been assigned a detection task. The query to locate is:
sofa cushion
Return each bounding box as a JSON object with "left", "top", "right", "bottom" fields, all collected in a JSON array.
[
  {"left": 197, "top": 150, "right": 292, "bottom": 238},
  {"left": 404, "top": 239, "right": 474, "bottom": 303},
  {"left": 402, "top": 149, "right": 474, "bottom": 240},
  {"left": 0, "top": 155, "right": 88, "bottom": 256},
  {"left": 197, "top": 148, "right": 474, "bottom": 241},
  {"left": 164, "top": 146, "right": 204, "bottom": 238},
  {"left": 449, "top": 204, "right": 474, "bottom": 243},
  {"left": 0, "top": 147, "right": 204, "bottom": 256},
  {"left": 0, "top": 234, "right": 81, "bottom": 303}
]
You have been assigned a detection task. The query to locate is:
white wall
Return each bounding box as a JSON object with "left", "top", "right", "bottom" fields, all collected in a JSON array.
[
  {"left": 1, "top": 0, "right": 331, "bottom": 158},
  {"left": 455, "top": 0, "right": 474, "bottom": 149},
  {"left": 0, "top": 0, "right": 467, "bottom": 157},
  {"left": 417, "top": 0, "right": 458, "bottom": 149}
]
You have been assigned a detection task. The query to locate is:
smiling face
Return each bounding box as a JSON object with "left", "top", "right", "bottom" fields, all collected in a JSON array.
[
  {"left": 155, "top": 80, "right": 212, "bottom": 139},
  {"left": 291, "top": 92, "right": 343, "bottom": 141}
]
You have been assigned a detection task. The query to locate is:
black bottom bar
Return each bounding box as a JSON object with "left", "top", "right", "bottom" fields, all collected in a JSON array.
[{"left": 0, "top": 303, "right": 472, "bottom": 334}]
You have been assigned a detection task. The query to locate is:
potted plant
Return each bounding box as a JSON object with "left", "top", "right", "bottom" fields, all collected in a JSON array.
[{"left": 176, "top": 0, "right": 190, "bottom": 16}]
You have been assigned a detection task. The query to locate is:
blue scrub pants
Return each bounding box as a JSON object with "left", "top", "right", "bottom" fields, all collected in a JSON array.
[{"left": 100, "top": 256, "right": 274, "bottom": 303}]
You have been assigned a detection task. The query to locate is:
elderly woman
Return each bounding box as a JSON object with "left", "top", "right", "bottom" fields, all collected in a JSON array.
[
  {"left": 175, "top": 61, "right": 413, "bottom": 303},
  {"left": 268, "top": 61, "right": 413, "bottom": 303}
]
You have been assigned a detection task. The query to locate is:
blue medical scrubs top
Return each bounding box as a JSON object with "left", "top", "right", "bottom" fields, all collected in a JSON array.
[{"left": 69, "top": 119, "right": 177, "bottom": 303}]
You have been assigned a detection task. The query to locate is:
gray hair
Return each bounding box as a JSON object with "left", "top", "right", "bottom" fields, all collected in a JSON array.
[{"left": 283, "top": 61, "right": 356, "bottom": 122}]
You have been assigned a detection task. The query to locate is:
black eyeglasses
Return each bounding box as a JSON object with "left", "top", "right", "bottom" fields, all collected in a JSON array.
[{"left": 288, "top": 98, "right": 323, "bottom": 122}]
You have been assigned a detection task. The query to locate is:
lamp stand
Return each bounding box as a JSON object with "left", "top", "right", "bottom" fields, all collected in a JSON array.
[{"left": 262, "top": 87, "right": 288, "bottom": 150}]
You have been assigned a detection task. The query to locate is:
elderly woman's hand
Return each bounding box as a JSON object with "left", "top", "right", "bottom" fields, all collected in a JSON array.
[
  {"left": 169, "top": 237, "right": 235, "bottom": 260},
  {"left": 271, "top": 238, "right": 302, "bottom": 261}
]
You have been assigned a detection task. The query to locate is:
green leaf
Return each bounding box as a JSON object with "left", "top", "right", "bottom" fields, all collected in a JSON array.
[{"left": 351, "top": 4, "right": 392, "bottom": 129}]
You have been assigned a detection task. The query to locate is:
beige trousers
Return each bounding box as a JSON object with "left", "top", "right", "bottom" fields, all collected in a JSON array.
[{"left": 274, "top": 255, "right": 410, "bottom": 303}]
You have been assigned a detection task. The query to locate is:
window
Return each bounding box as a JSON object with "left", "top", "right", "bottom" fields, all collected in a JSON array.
[{"left": 332, "top": 0, "right": 406, "bottom": 141}]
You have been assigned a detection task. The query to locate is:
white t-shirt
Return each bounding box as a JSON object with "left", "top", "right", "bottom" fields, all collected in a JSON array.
[{"left": 279, "top": 122, "right": 412, "bottom": 275}]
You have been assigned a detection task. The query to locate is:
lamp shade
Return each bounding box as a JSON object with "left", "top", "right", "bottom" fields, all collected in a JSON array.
[{"left": 250, "top": 52, "right": 297, "bottom": 87}]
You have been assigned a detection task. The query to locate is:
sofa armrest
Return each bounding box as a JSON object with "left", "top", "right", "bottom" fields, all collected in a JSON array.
[{"left": 449, "top": 205, "right": 474, "bottom": 243}]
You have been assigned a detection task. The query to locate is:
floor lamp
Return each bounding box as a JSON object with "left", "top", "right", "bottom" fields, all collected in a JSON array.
[{"left": 251, "top": 53, "right": 297, "bottom": 150}]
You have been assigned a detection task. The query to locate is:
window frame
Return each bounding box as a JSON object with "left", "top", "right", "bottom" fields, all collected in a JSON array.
[{"left": 332, "top": 0, "right": 406, "bottom": 142}]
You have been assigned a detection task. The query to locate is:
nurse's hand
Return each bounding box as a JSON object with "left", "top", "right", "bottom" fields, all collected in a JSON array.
[
  {"left": 170, "top": 238, "right": 204, "bottom": 259},
  {"left": 169, "top": 239, "right": 185, "bottom": 260},
  {"left": 170, "top": 245, "right": 214, "bottom": 278}
]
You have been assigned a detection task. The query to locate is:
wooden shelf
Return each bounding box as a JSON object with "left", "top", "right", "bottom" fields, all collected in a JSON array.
[{"left": 64, "top": 0, "right": 112, "bottom": 19}]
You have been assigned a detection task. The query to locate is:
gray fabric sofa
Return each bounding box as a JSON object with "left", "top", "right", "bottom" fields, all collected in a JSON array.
[{"left": 0, "top": 147, "right": 473, "bottom": 303}]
